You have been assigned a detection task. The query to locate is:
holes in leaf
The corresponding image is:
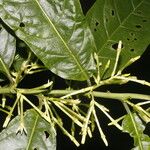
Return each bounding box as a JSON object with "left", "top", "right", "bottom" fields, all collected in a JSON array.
[
  {"left": 94, "top": 28, "right": 97, "bottom": 32},
  {"left": 80, "top": 0, "right": 96, "bottom": 15},
  {"left": 44, "top": 131, "right": 50, "bottom": 139},
  {"left": 135, "top": 25, "right": 142, "bottom": 29},
  {"left": 112, "top": 43, "right": 123, "bottom": 50},
  {"left": 19, "top": 22, "right": 25, "bottom": 28},
  {"left": 105, "top": 18, "right": 108, "bottom": 23},
  {"left": 41, "top": 105, "right": 46, "bottom": 112},
  {"left": 127, "top": 37, "right": 137, "bottom": 42},
  {"left": 130, "top": 49, "right": 134, "bottom": 52},
  {"left": 142, "top": 19, "right": 147, "bottom": 22},
  {"left": 34, "top": 148, "right": 37, "bottom": 150},
  {"left": 111, "top": 10, "right": 115, "bottom": 16},
  {"left": 94, "top": 21, "right": 99, "bottom": 32},
  {"left": 0, "top": 26, "right": 2, "bottom": 31},
  {"left": 130, "top": 32, "right": 134, "bottom": 36},
  {"left": 95, "top": 21, "right": 99, "bottom": 26},
  {"left": 112, "top": 43, "right": 118, "bottom": 50}
]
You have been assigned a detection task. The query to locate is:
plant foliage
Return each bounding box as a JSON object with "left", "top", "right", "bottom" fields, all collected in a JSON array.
[
  {"left": 0, "top": 24, "right": 16, "bottom": 81},
  {"left": 0, "top": 0, "right": 150, "bottom": 150},
  {"left": 87, "top": 0, "right": 150, "bottom": 78},
  {"left": 0, "top": 0, "right": 96, "bottom": 81},
  {"left": 0, "top": 109, "right": 56, "bottom": 150},
  {"left": 122, "top": 113, "right": 150, "bottom": 150},
  {"left": 122, "top": 112, "right": 150, "bottom": 150}
]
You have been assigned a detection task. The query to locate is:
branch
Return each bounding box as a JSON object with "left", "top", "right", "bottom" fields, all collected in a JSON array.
[
  {"left": 0, "top": 87, "right": 15, "bottom": 94},
  {"left": 49, "top": 90, "right": 150, "bottom": 101}
]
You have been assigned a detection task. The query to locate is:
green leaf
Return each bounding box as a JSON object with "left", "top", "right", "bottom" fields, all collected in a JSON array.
[
  {"left": 0, "top": 24, "right": 16, "bottom": 66},
  {"left": 0, "top": 24, "right": 16, "bottom": 81},
  {"left": 0, "top": 0, "right": 96, "bottom": 81},
  {"left": 0, "top": 109, "right": 56, "bottom": 150},
  {"left": 87, "top": 0, "right": 150, "bottom": 78},
  {"left": 122, "top": 113, "right": 150, "bottom": 150}
]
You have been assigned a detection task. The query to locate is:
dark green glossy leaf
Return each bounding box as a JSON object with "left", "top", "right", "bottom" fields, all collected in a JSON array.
[
  {"left": 122, "top": 113, "right": 150, "bottom": 150},
  {"left": 0, "top": 109, "right": 56, "bottom": 150},
  {"left": 0, "top": 0, "right": 96, "bottom": 81},
  {"left": 0, "top": 24, "right": 16, "bottom": 80},
  {"left": 87, "top": 0, "right": 150, "bottom": 78}
]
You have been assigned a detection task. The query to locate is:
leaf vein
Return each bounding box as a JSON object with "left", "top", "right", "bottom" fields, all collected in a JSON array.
[
  {"left": 34, "top": 0, "right": 89, "bottom": 79},
  {"left": 26, "top": 113, "right": 39, "bottom": 150},
  {"left": 98, "top": 0, "right": 144, "bottom": 54}
]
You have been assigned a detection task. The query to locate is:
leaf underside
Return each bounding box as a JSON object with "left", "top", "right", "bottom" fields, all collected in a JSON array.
[
  {"left": 87, "top": 0, "right": 150, "bottom": 79},
  {"left": 0, "top": 0, "right": 96, "bottom": 81},
  {"left": 0, "top": 109, "right": 56, "bottom": 150}
]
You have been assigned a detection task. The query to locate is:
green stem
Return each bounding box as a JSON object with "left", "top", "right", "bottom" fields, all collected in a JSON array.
[
  {"left": 14, "top": 52, "right": 32, "bottom": 87},
  {"left": 1, "top": 87, "right": 150, "bottom": 102},
  {"left": 92, "top": 91, "right": 150, "bottom": 101},
  {"left": 18, "top": 88, "right": 47, "bottom": 94},
  {"left": 50, "top": 90, "right": 150, "bottom": 101},
  {"left": 0, "top": 58, "right": 14, "bottom": 84},
  {"left": 0, "top": 87, "right": 45, "bottom": 94},
  {"left": 0, "top": 81, "right": 52, "bottom": 94},
  {"left": 3, "top": 93, "right": 20, "bottom": 127},
  {"left": 0, "top": 87, "right": 15, "bottom": 94}
]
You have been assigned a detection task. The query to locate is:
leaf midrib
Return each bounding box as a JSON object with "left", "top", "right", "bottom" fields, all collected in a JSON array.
[
  {"left": 34, "top": 0, "right": 89, "bottom": 79},
  {"left": 26, "top": 113, "right": 39, "bottom": 150},
  {"left": 129, "top": 113, "right": 144, "bottom": 150}
]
